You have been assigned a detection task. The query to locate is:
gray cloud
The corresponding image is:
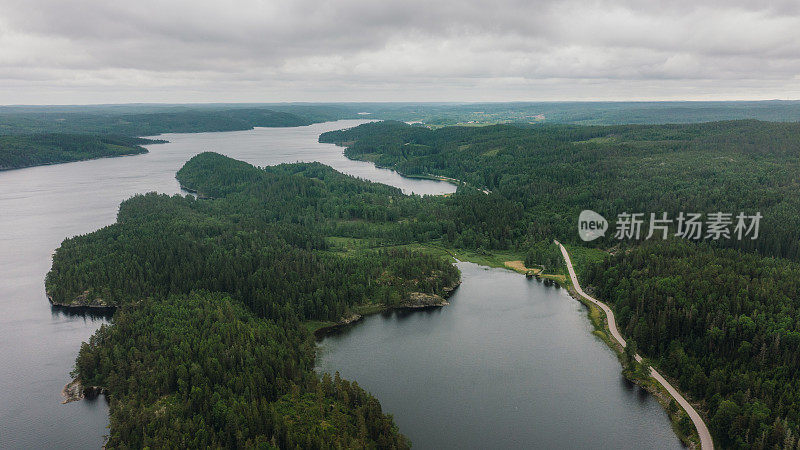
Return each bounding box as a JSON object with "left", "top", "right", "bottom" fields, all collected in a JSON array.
[{"left": 1, "top": 0, "right": 799, "bottom": 103}]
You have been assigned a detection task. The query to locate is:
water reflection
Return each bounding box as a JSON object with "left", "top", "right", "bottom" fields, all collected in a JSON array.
[{"left": 50, "top": 305, "right": 115, "bottom": 321}]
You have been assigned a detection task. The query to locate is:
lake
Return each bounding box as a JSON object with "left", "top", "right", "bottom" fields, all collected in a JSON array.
[
  {"left": 316, "top": 262, "right": 682, "bottom": 449},
  {"left": 0, "top": 120, "right": 678, "bottom": 449}
]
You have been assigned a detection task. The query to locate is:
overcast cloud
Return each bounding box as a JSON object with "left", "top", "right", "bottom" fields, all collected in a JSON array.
[{"left": 1, "top": 0, "right": 799, "bottom": 103}]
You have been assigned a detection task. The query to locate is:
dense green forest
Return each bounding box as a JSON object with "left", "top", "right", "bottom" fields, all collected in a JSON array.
[
  {"left": 321, "top": 119, "right": 800, "bottom": 259},
  {"left": 322, "top": 120, "right": 800, "bottom": 447},
  {"left": 77, "top": 292, "right": 408, "bottom": 448},
  {"left": 49, "top": 152, "right": 459, "bottom": 447},
  {"left": 586, "top": 241, "right": 800, "bottom": 448},
  {"left": 0, "top": 134, "right": 159, "bottom": 170},
  {"left": 48, "top": 153, "right": 459, "bottom": 314}
]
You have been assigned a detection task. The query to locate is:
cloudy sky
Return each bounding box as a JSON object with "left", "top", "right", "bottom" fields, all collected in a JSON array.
[{"left": 1, "top": 0, "right": 799, "bottom": 104}]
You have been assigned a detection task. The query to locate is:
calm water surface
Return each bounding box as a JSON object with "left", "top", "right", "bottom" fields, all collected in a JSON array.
[
  {"left": 317, "top": 262, "right": 682, "bottom": 449},
  {"left": 0, "top": 120, "right": 677, "bottom": 448}
]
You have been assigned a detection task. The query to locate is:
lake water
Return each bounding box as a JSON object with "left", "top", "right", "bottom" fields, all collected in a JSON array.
[
  {"left": 0, "top": 120, "right": 678, "bottom": 448},
  {"left": 316, "top": 262, "right": 682, "bottom": 449}
]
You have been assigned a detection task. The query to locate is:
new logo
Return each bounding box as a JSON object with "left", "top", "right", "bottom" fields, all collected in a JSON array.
[{"left": 578, "top": 210, "right": 608, "bottom": 241}]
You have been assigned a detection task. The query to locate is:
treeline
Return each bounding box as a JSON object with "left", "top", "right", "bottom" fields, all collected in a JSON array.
[
  {"left": 586, "top": 240, "right": 800, "bottom": 448},
  {"left": 0, "top": 134, "right": 158, "bottom": 170},
  {"left": 51, "top": 152, "right": 460, "bottom": 447},
  {"left": 89, "top": 108, "right": 313, "bottom": 135},
  {"left": 365, "top": 101, "right": 800, "bottom": 126},
  {"left": 0, "top": 107, "right": 327, "bottom": 136}
]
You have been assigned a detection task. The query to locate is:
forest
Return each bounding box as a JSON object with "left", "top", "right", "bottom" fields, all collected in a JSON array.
[
  {"left": 321, "top": 119, "right": 800, "bottom": 448},
  {"left": 48, "top": 116, "right": 800, "bottom": 447},
  {"left": 0, "top": 134, "right": 160, "bottom": 170},
  {"left": 47, "top": 153, "right": 460, "bottom": 314},
  {"left": 586, "top": 241, "right": 800, "bottom": 448},
  {"left": 76, "top": 292, "right": 408, "bottom": 448},
  {"left": 321, "top": 119, "right": 800, "bottom": 259},
  {"left": 49, "top": 152, "right": 459, "bottom": 447}
]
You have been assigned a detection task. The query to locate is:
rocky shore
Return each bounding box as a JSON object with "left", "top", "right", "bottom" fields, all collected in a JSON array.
[
  {"left": 313, "top": 313, "right": 364, "bottom": 338},
  {"left": 399, "top": 292, "right": 449, "bottom": 308},
  {"left": 315, "top": 279, "right": 461, "bottom": 337},
  {"left": 399, "top": 279, "right": 460, "bottom": 309},
  {"left": 61, "top": 379, "right": 107, "bottom": 404},
  {"left": 47, "top": 291, "right": 113, "bottom": 309}
]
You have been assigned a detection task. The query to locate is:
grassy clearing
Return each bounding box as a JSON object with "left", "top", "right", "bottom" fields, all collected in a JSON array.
[
  {"left": 324, "top": 236, "right": 375, "bottom": 255},
  {"left": 304, "top": 320, "right": 337, "bottom": 333},
  {"left": 340, "top": 240, "right": 527, "bottom": 270},
  {"left": 562, "top": 243, "right": 607, "bottom": 279},
  {"left": 540, "top": 273, "right": 567, "bottom": 283},
  {"left": 503, "top": 260, "right": 541, "bottom": 274},
  {"left": 324, "top": 237, "right": 602, "bottom": 282},
  {"left": 444, "top": 247, "right": 526, "bottom": 268}
]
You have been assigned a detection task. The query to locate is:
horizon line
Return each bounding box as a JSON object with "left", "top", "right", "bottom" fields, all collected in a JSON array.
[{"left": 3, "top": 99, "right": 800, "bottom": 107}]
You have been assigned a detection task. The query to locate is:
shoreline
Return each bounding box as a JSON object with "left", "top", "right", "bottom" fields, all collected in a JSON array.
[
  {"left": 44, "top": 126, "right": 681, "bottom": 444},
  {"left": 177, "top": 183, "right": 212, "bottom": 199},
  {"left": 61, "top": 379, "right": 108, "bottom": 404},
  {"left": 554, "top": 240, "right": 713, "bottom": 450},
  {"left": 313, "top": 279, "right": 461, "bottom": 339},
  {"left": 339, "top": 148, "right": 495, "bottom": 194},
  {"left": 0, "top": 150, "right": 149, "bottom": 173},
  {"left": 47, "top": 292, "right": 116, "bottom": 312},
  {"left": 314, "top": 253, "right": 689, "bottom": 447},
  {"left": 332, "top": 146, "right": 460, "bottom": 188}
]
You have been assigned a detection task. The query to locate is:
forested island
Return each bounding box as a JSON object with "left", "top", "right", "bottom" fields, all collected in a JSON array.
[{"left": 321, "top": 120, "right": 800, "bottom": 448}]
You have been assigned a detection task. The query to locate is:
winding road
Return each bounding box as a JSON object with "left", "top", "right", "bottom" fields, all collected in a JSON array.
[{"left": 555, "top": 240, "right": 714, "bottom": 450}]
